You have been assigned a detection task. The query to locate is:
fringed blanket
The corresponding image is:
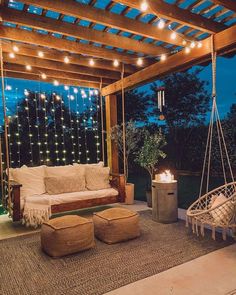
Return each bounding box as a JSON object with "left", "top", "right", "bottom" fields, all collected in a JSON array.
[{"left": 22, "top": 199, "right": 51, "bottom": 228}]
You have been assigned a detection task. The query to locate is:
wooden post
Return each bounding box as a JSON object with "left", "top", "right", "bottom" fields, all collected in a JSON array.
[{"left": 105, "top": 94, "right": 119, "bottom": 173}]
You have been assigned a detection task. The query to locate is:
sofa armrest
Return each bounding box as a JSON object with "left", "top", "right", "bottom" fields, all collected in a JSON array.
[
  {"left": 110, "top": 173, "right": 126, "bottom": 203},
  {"left": 8, "top": 180, "right": 22, "bottom": 222}
]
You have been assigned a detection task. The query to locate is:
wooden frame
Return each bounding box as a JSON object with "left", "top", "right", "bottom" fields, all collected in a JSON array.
[{"left": 9, "top": 174, "right": 125, "bottom": 222}]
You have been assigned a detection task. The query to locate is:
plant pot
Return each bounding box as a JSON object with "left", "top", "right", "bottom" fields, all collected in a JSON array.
[
  {"left": 146, "top": 190, "right": 152, "bottom": 208},
  {"left": 125, "top": 183, "right": 134, "bottom": 205}
]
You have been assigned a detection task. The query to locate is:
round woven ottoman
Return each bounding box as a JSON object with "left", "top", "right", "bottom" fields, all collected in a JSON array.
[
  {"left": 41, "top": 215, "right": 95, "bottom": 257},
  {"left": 93, "top": 208, "right": 140, "bottom": 244}
]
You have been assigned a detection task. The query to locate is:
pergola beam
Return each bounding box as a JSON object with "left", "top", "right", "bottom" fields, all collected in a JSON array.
[
  {"left": 114, "top": 0, "right": 226, "bottom": 33},
  {"left": 2, "top": 42, "right": 136, "bottom": 74},
  {"left": 4, "top": 63, "right": 113, "bottom": 85},
  {"left": 18, "top": 0, "right": 186, "bottom": 47},
  {"left": 211, "top": 0, "right": 236, "bottom": 12},
  {"left": 0, "top": 25, "right": 138, "bottom": 64},
  {"left": 2, "top": 72, "right": 100, "bottom": 89},
  {"left": 3, "top": 53, "right": 119, "bottom": 81},
  {"left": 1, "top": 7, "right": 168, "bottom": 56},
  {"left": 102, "top": 25, "right": 236, "bottom": 96}
]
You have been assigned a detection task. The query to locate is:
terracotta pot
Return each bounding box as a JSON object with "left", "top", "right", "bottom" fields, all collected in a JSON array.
[
  {"left": 125, "top": 183, "right": 134, "bottom": 205},
  {"left": 146, "top": 190, "right": 152, "bottom": 208}
]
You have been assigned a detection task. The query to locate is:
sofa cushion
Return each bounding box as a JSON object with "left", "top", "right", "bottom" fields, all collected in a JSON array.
[
  {"left": 45, "top": 165, "right": 76, "bottom": 177},
  {"left": 85, "top": 166, "right": 111, "bottom": 191},
  {"left": 45, "top": 174, "right": 86, "bottom": 195},
  {"left": 12, "top": 165, "right": 46, "bottom": 199}
]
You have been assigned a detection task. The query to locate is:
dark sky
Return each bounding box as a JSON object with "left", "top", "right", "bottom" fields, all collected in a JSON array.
[{"left": 1, "top": 55, "right": 236, "bottom": 124}]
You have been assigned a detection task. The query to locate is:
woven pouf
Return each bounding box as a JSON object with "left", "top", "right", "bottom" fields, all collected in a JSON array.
[
  {"left": 41, "top": 215, "right": 95, "bottom": 257},
  {"left": 93, "top": 208, "right": 140, "bottom": 244}
]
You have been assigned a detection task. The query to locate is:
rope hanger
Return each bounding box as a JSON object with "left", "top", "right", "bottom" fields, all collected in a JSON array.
[{"left": 199, "top": 35, "right": 234, "bottom": 198}]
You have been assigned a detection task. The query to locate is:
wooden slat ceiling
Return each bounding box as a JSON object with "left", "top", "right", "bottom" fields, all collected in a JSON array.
[{"left": 0, "top": 0, "right": 235, "bottom": 88}]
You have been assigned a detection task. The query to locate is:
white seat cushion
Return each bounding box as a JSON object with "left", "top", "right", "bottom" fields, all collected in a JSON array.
[{"left": 24, "top": 188, "right": 118, "bottom": 207}]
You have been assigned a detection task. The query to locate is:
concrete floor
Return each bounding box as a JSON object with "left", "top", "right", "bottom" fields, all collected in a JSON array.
[{"left": 0, "top": 201, "right": 235, "bottom": 295}]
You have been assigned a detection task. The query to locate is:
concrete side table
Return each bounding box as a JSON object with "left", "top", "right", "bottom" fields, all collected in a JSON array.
[{"left": 152, "top": 180, "right": 178, "bottom": 223}]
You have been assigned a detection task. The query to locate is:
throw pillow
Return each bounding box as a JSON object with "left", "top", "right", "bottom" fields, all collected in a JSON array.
[
  {"left": 85, "top": 166, "right": 111, "bottom": 191},
  {"left": 210, "top": 193, "right": 235, "bottom": 224}
]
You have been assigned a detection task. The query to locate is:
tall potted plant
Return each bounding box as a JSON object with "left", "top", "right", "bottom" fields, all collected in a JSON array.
[
  {"left": 135, "top": 130, "right": 166, "bottom": 207},
  {"left": 110, "top": 120, "right": 141, "bottom": 204}
]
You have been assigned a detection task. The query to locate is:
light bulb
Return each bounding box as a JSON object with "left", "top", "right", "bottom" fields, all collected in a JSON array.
[
  {"left": 73, "top": 88, "right": 78, "bottom": 94},
  {"left": 56, "top": 95, "right": 61, "bottom": 100},
  {"left": 64, "top": 85, "right": 69, "bottom": 90},
  {"left": 140, "top": 1, "right": 148, "bottom": 12},
  {"left": 158, "top": 19, "right": 165, "bottom": 29},
  {"left": 24, "top": 89, "right": 29, "bottom": 96},
  {"left": 6, "top": 85, "right": 12, "bottom": 91},
  {"left": 26, "top": 65, "right": 32, "bottom": 71},
  {"left": 160, "top": 54, "right": 166, "bottom": 61},
  {"left": 170, "top": 31, "right": 177, "bottom": 40},
  {"left": 137, "top": 58, "right": 143, "bottom": 66},
  {"left": 53, "top": 80, "right": 59, "bottom": 86},
  {"left": 40, "top": 94, "right": 46, "bottom": 99},
  {"left": 89, "top": 58, "right": 95, "bottom": 66},
  {"left": 182, "top": 40, "right": 187, "bottom": 46},
  {"left": 70, "top": 95, "right": 75, "bottom": 100},
  {"left": 185, "top": 47, "right": 190, "bottom": 54},
  {"left": 38, "top": 51, "right": 44, "bottom": 58},
  {"left": 13, "top": 45, "right": 19, "bottom": 52},
  {"left": 41, "top": 73, "right": 47, "bottom": 79},
  {"left": 9, "top": 52, "right": 15, "bottom": 59},
  {"left": 197, "top": 42, "right": 202, "bottom": 48},
  {"left": 64, "top": 56, "right": 70, "bottom": 64},
  {"left": 94, "top": 89, "right": 99, "bottom": 95},
  {"left": 190, "top": 41, "right": 196, "bottom": 48},
  {"left": 113, "top": 59, "right": 119, "bottom": 67}
]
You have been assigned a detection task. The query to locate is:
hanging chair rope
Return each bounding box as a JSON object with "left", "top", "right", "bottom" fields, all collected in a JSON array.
[
  {"left": 99, "top": 78, "right": 105, "bottom": 163},
  {"left": 0, "top": 40, "right": 11, "bottom": 211},
  {"left": 121, "top": 63, "right": 126, "bottom": 182}
]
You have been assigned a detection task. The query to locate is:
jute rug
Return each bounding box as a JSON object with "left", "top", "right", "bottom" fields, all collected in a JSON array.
[{"left": 0, "top": 210, "right": 233, "bottom": 295}]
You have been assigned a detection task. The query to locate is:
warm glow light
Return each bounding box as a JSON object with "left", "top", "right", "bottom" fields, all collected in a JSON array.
[
  {"left": 94, "top": 89, "right": 99, "bottom": 95},
  {"left": 9, "top": 52, "right": 15, "bottom": 59},
  {"left": 41, "top": 73, "right": 47, "bottom": 80},
  {"left": 70, "top": 95, "right": 75, "bottom": 100},
  {"left": 137, "top": 58, "right": 143, "bottom": 66},
  {"left": 38, "top": 51, "right": 44, "bottom": 58},
  {"left": 170, "top": 31, "right": 177, "bottom": 40},
  {"left": 182, "top": 40, "right": 187, "bottom": 46},
  {"left": 40, "top": 94, "right": 46, "bottom": 99},
  {"left": 190, "top": 41, "right": 196, "bottom": 48},
  {"left": 140, "top": 1, "right": 148, "bottom": 12},
  {"left": 185, "top": 47, "right": 190, "bottom": 54},
  {"left": 89, "top": 58, "right": 95, "bottom": 66},
  {"left": 13, "top": 45, "right": 19, "bottom": 52},
  {"left": 26, "top": 65, "right": 32, "bottom": 71},
  {"left": 56, "top": 95, "right": 61, "bottom": 100},
  {"left": 113, "top": 59, "right": 119, "bottom": 67},
  {"left": 89, "top": 90, "right": 94, "bottom": 96},
  {"left": 197, "top": 42, "right": 202, "bottom": 48},
  {"left": 158, "top": 19, "right": 165, "bottom": 29},
  {"left": 160, "top": 54, "right": 166, "bottom": 61},
  {"left": 73, "top": 88, "right": 78, "bottom": 94},
  {"left": 53, "top": 80, "right": 59, "bottom": 86},
  {"left": 64, "top": 56, "right": 70, "bottom": 64},
  {"left": 24, "top": 89, "right": 29, "bottom": 96},
  {"left": 160, "top": 170, "right": 174, "bottom": 182},
  {"left": 6, "top": 85, "right": 12, "bottom": 91},
  {"left": 64, "top": 85, "right": 69, "bottom": 90}
]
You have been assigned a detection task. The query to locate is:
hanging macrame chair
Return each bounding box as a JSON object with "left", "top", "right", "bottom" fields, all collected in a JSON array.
[{"left": 186, "top": 36, "right": 236, "bottom": 240}]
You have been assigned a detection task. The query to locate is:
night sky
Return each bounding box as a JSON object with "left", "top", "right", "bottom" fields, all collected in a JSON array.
[{"left": 1, "top": 54, "right": 236, "bottom": 124}]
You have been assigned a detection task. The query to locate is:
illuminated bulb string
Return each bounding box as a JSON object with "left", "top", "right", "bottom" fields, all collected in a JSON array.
[
  {"left": 95, "top": 91, "right": 101, "bottom": 162},
  {"left": 68, "top": 90, "right": 76, "bottom": 163},
  {"left": 25, "top": 93, "right": 33, "bottom": 164},
  {"left": 59, "top": 93, "right": 66, "bottom": 164},
  {"left": 75, "top": 90, "right": 81, "bottom": 163},
  {"left": 16, "top": 94, "right": 21, "bottom": 167},
  {"left": 42, "top": 93, "right": 50, "bottom": 164},
  {"left": 82, "top": 93, "right": 89, "bottom": 163},
  {"left": 34, "top": 92, "right": 41, "bottom": 164},
  {"left": 51, "top": 92, "right": 60, "bottom": 164}
]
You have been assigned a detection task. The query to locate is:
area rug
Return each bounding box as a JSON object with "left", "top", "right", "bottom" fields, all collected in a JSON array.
[{"left": 0, "top": 210, "right": 234, "bottom": 295}]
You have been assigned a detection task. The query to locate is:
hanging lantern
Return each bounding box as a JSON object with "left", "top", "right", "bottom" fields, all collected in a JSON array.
[{"left": 157, "top": 87, "right": 165, "bottom": 120}]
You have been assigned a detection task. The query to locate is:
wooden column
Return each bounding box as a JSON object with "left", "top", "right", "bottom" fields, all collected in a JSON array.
[{"left": 105, "top": 94, "right": 119, "bottom": 173}]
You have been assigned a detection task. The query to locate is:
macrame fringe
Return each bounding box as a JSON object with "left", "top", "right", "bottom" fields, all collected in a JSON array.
[{"left": 22, "top": 204, "right": 51, "bottom": 228}]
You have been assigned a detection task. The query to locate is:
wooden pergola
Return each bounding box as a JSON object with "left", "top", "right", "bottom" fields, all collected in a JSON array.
[{"left": 0, "top": 0, "right": 236, "bottom": 172}]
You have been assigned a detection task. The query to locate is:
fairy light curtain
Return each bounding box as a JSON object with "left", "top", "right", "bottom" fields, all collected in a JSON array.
[{"left": 1, "top": 79, "right": 102, "bottom": 168}]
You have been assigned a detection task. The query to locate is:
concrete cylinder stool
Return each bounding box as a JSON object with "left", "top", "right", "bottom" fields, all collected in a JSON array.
[
  {"left": 93, "top": 208, "right": 140, "bottom": 244},
  {"left": 41, "top": 215, "right": 95, "bottom": 257}
]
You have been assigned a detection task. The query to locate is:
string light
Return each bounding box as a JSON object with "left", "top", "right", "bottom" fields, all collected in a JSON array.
[
  {"left": 140, "top": 1, "right": 148, "bottom": 12},
  {"left": 158, "top": 19, "right": 165, "bottom": 29},
  {"left": 64, "top": 85, "right": 69, "bottom": 91},
  {"left": 73, "top": 88, "right": 78, "bottom": 94},
  {"left": 89, "top": 58, "right": 95, "bottom": 66},
  {"left": 68, "top": 90, "right": 76, "bottom": 163},
  {"left": 38, "top": 51, "right": 44, "bottom": 58},
  {"left": 64, "top": 56, "right": 70, "bottom": 64},
  {"left": 75, "top": 89, "right": 81, "bottom": 163},
  {"left": 182, "top": 40, "right": 187, "bottom": 46},
  {"left": 13, "top": 45, "right": 19, "bottom": 52},
  {"left": 70, "top": 95, "right": 75, "bottom": 100},
  {"left": 40, "top": 93, "right": 46, "bottom": 99},
  {"left": 52, "top": 93, "right": 60, "bottom": 163},
  {"left": 170, "top": 32, "right": 177, "bottom": 40},
  {"left": 26, "top": 65, "right": 32, "bottom": 71},
  {"left": 113, "top": 59, "right": 119, "bottom": 67},
  {"left": 24, "top": 89, "right": 29, "bottom": 96},
  {"left": 160, "top": 54, "right": 166, "bottom": 61},
  {"left": 56, "top": 95, "right": 61, "bottom": 101},
  {"left": 41, "top": 73, "right": 47, "bottom": 80},
  {"left": 197, "top": 42, "right": 203, "bottom": 48},
  {"left": 53, "top": 80, "right": 59, "bottom": 86},
  {"left": 9, "top": 52, "right": 15, "bottom": 59},
  {"left": 190, "top": 41, "right": 196, "bottom": 49},
  {"left": 137, "top": 58, "right": 143, "bottom": 66},
  {"left": 5, "top": 85, "right": 12, "bottom": 91},
  {"left": 185, "top": 47, "right": 191, "bottom": 54}
]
